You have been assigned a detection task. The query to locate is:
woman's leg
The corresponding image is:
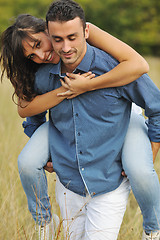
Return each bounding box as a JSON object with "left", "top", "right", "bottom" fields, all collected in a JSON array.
[
  {"left": 18, "top": 122, "right": 51, "bottom": 226},
  {"left": 122, "top": 112, "right": 160, "bottom": 233}
]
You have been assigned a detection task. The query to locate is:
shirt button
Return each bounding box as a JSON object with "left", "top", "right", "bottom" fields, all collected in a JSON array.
[
  {"left": 78, "top": 132, "right": 80, "bottom": 136},
  {"left": 80, "top": 151, "right": 82, "bottom": 154},
  {"left": 76, "top": 113, "right": 78, "bottom": 117},
  {"left": 82, "top": 168, "right": 84, "bottom": 171}
]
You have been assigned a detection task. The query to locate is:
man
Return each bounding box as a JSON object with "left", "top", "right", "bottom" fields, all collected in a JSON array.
[{"left": 33, "top": 0, "right": 160, "bottom": 239}]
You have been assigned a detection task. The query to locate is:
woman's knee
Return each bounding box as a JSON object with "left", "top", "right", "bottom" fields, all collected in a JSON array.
[
  {"left": 18, "top": 122, "right": 50, "bottom": 173},
  {"left": 18, "top": 148, "right": 35, "bottom": 175},
  {"left": 125, "top": 162, "right": 156, "bottom": 187}
]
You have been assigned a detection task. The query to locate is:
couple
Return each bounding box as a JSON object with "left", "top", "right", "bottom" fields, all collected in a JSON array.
[{"left": 1, "top": 0, "right": 160, "bottom": 239}]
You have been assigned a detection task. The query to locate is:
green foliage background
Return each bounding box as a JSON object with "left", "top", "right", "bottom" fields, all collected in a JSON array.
[{"left": 0, "top": 0, "right": 160, "bottom": 54}]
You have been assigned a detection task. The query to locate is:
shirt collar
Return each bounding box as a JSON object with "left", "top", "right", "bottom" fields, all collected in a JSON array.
[
  {"left": 49, "top": 61, "right": 61, "bottom": 76},
  {"left": 75, "top": 43, "right": 93, "bottom": 73},
  {"left": 49, "top": 43, "right": 93, "bottom": 76}
]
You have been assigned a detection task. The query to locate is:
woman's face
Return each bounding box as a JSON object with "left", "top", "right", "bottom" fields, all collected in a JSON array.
[{"left": 22, "top": 31, "right": 60, "bottom": 64}]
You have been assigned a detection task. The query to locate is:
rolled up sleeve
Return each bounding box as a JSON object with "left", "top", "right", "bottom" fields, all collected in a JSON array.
[
  {"left": 22, "top": 111, "right": 47, "bottom": 138},
  {"left": 118, "top": 73, "right": 160, "bottom": 142}
]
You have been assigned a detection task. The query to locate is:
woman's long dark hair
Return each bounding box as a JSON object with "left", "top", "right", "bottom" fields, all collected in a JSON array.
[{"left": 0, "top": 14, "right": 46, "bottom": 102}]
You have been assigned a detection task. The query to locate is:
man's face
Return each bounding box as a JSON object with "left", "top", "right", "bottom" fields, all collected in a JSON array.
[{"left": 48, "top": 17, "right": 89, "bottom": 71}]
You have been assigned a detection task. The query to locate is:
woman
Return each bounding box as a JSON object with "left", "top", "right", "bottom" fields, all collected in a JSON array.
[{"left": 1, "top": 14, "right": 160, "bottom": 240}]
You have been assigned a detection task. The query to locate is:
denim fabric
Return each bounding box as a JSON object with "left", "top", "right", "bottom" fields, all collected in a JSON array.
[
  {"left": 23, "top": 112, "right": 47, "bottom": 137},
  {"left": 122, "top": 112, "right": 160, "bottom": 232},
  {"left": 18, "top": 122, "right": 51, "bottom": 226},
  {"left": 32, "top": 43, "right": 160, "bottom": 196},
  {"left": 19, "top": 113, "right": 160, "bottom": 231}
]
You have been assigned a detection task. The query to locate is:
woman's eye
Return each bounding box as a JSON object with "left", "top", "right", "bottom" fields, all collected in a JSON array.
[
  {"left": 28, "top": 54, "right": 35, "bottom": 59},
  {"left": 36, "top": 41, "right": 41, "bottom": 48}
]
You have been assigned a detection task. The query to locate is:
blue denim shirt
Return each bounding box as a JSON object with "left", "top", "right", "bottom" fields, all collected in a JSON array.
[{"left": 25, "top": 43, "right": 160, "bottom": 197}]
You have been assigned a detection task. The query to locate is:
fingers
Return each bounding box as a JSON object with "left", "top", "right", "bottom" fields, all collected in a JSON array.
[
  {"left": 86, "top": 73, "right": 95, "bottom": 79},
  {"left": 60, "top": 79, "right": 70, "bottom": 89},
  {"left": 46, "top": 162, "right": 53, "bottom": 167},
  {"left": 57, "top": 90, "right": 73, "bottom": 97},
  {"left": 43, "top": 166, "right": 54, "bottom": 173},
  {"left": 66, "top": 94, "right": 78, "bottom": 99},
  {"left": 78, "top": 71, "right": 92, "bottom": 77},
  {"left": 66, "top": 72, "right": 95, "bottom": 79},
  {"left": 121, "top": 170, "right": 127, "bottom": 177},
  {"left": 43, "top": 162, "right": 54, "bottom": 173}
]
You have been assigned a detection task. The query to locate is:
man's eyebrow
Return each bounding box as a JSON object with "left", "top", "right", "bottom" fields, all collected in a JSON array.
[
  {"left": 51, "top": 32, "right": 78, "bottom": 38},
  {"left": 51, "top": 35, "right": 62, "bottom": 38},
  {"left": 68, "top": 33, "right": 78, "bottom": 37}
]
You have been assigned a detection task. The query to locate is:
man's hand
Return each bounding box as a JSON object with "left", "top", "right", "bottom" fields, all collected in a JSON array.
[
  {"left": 151, "top": 141, "right": 160, "bottom": 163},
  {"left": 43, "top": 161, "right": 54, "bottom": 173},
  {"left": 121, "top": 170, "right": 127, "bottom": 177}
]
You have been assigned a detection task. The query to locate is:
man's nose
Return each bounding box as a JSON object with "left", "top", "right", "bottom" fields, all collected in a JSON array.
[{"left": 62, "top": 40, "right": 71, "bottom": 53}]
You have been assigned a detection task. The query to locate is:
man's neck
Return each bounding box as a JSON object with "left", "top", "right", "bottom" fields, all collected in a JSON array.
[{"left": 61, "top": 62, "right": 74, "bottom": 73}]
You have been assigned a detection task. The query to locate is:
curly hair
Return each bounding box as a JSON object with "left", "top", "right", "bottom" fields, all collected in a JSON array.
[
  {"left": 46, "top": 0, "right": 86, "bottom": 31},
  {"left": 0, "top": 14, "right": 46, "bottom": 102}
]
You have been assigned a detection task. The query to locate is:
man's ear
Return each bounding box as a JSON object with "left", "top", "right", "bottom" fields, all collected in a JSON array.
[
  {"left": 84, "top": 23, "right": 89, "bottom": 40},
  {"left": 45, "top": 29, "right": 49, "bottom": 36}
]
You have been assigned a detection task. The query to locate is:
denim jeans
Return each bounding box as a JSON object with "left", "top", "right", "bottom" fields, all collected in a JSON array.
[
  {"left": 18, "top": 112, "right": 160, "bottom": 232},
  {"left": 18, "top": 121, "right": 51, "bottom": 226},
  {"left": 122, "top": 112, "right": 160, "bottom": 232}
]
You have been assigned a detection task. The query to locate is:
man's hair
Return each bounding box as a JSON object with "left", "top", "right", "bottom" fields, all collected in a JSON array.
[{"left": 46, "top": 0, "right": 86, "bottom": 30}]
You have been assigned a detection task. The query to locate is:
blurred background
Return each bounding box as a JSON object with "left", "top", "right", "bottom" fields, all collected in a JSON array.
[
  {"left": 0, "top": 0, "right": 160, "bottom": 239},
  {"left": 0, "top": 0, "right": 160, "bottom": 55}
]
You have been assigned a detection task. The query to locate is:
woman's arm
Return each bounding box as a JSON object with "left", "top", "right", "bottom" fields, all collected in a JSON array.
[
  {"left": 18, "top": 72, "right": 95, "bottom": 118},
  {"left": 18, "top": 86, "right": 67, "bottom": 118},
  {"left": 58, "top": 23, "right": 149, "bottom": 98},
  {"left": 18, "top": 25, "right": 149, "bottom": 117},
  {"left": 86, "top": 23, "right": 149, "bottom": 89}
]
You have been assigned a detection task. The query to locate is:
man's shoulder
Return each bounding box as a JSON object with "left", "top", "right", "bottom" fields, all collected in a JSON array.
[
  {"left": 88, "top": 44, "right": 119, "bottom": 65},
  {"left": 86, "top": 44, "right": 119, "bottom": 73},
  {"left": 34, "top": 64, "right": 55, "bottom": 93}
]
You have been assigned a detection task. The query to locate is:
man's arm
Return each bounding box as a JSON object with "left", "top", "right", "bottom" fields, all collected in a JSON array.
[{"left": 118, "top": 73, "right": 160, "bottom": 161}]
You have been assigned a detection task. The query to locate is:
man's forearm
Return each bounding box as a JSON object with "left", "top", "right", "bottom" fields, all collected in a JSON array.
[{"left": 151, "top": 141, "right": 160, "bottom": 163}]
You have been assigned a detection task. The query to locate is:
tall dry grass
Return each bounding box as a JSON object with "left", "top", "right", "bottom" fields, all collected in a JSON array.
[{"left": 0, "top": 56, "right": 160, "bottom": 239}]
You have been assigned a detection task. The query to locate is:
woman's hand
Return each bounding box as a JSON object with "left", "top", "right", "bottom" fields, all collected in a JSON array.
[{"left": 57, "top": 72, "right": 95, "bottom": 99}]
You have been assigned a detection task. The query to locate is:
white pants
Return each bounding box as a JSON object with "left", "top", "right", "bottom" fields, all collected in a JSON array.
[{"left": 55, "top": 176, "right": 130, "bottom": 240}]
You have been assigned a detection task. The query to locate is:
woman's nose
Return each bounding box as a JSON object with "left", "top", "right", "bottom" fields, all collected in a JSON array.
[{"left": 36, "top": 49, "right": 45, "bottom": 60}]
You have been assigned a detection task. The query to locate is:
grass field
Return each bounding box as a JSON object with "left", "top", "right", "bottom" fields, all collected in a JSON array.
[{"left": 1, "top": 56, "right": 160, "bottom": 239}]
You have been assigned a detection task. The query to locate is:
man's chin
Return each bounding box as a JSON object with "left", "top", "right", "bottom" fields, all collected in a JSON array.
[{"left": 62, "top": 58, "right": 75, "bottom": 65}]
